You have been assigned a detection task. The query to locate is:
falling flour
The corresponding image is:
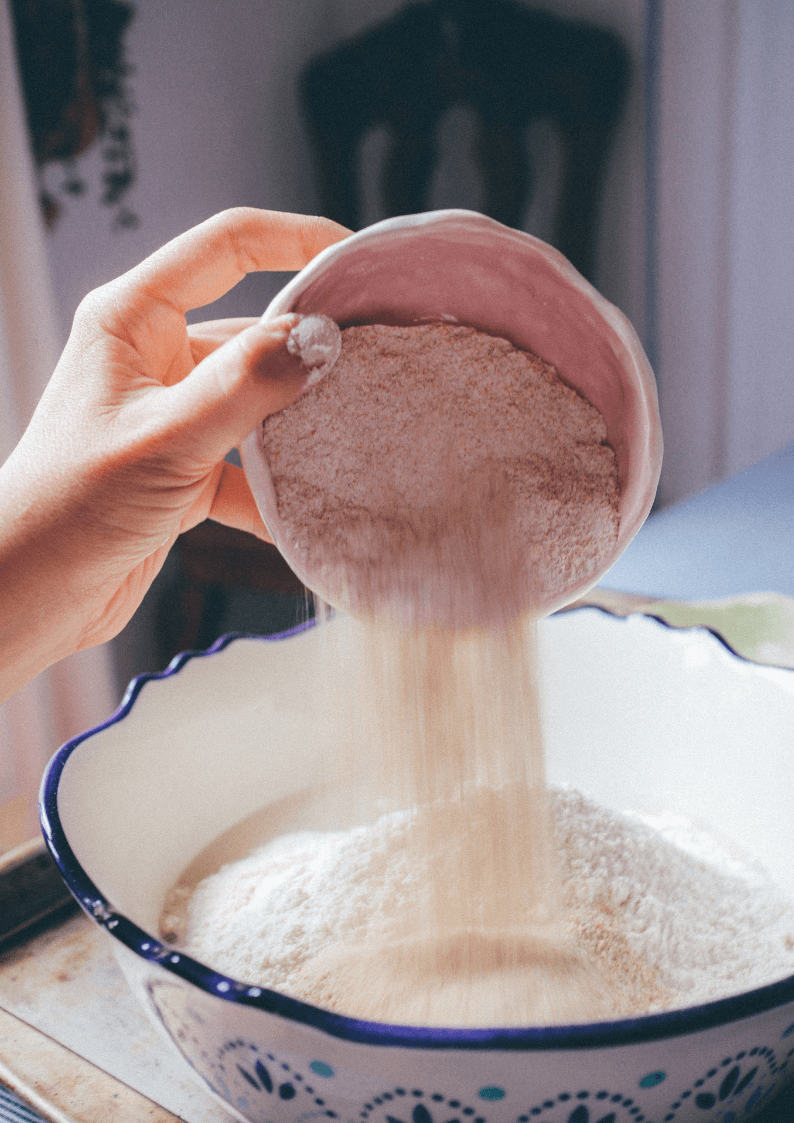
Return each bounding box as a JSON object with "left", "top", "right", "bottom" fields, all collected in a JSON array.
[
  {"left": 171, "top": 787, "right": 794, "bottom": 1023},
  {"left": 255, "top": 321, "right": 628, "bottom": 1023}
]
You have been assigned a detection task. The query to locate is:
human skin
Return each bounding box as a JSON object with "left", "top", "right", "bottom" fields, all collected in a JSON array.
[{"left": 0, "top": 207, "right": 350, "bottom": 704}]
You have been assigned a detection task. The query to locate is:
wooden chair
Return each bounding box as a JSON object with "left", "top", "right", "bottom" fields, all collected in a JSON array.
[{"left": 299, "top": 0, "right": 631, "bottom": 282}]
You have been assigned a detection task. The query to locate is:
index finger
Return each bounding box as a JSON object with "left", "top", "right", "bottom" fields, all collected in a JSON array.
[
  {"left": 117, "top": 208, "right": 351, "bottom": 314},
  {"left": 187, "top": 317, "right": 258, "bottom": 363}
]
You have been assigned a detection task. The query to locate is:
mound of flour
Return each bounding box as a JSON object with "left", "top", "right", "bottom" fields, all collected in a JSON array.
[
  {"left": 174, "top": 787, "right": 794, "bottom": 1020},
  {"left": 262, "top": 323, "right": 620, "bottom": 625}
]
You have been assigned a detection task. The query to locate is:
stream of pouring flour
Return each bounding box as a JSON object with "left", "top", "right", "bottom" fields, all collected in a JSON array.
[
  {"left": 292, "top": 614, "right": 633, "bottom": 1026},
  {"left": 163, "top": 322, "right": 640, "bottom": 1025}
]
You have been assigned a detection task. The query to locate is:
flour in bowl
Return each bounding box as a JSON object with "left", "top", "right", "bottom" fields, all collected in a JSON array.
[{"left": 167, "top": 786, "right": 794, "bottom": 1024}]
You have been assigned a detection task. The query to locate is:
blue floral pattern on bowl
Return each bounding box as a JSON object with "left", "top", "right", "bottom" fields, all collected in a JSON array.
[{"left": 39, "top": 614, "right": 794, "bottom": 1123}]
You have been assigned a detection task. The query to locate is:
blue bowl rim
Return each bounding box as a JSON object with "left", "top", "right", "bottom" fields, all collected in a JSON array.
[{"left": 39, "top": 608, "right": 794, "bottom": 1052}]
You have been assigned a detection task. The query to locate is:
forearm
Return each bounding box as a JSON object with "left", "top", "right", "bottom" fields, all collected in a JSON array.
[
  {"left": 0, "top": 561, "right": 81, "bottom": 706},
  {"left": 0, "top": 455, "right": 93, "bottom": 704}
]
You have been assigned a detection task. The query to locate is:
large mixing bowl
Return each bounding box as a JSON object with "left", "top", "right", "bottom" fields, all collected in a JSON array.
[
  {"left": 240, "top": 211, "right": 663, "bottom": 620},
  {"left": 40, "top": 609, "right": 794, "bottom": 1123}
]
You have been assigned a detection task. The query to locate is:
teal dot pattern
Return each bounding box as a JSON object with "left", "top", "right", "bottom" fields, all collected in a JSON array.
[
  {"left": 359, "top": 1086, "right": 486, "bottom": 1123},
  {"left": 661, "top": 1044, "right": 794, "bottom": 1121},
  {"left": 144, "top": 983, "right": 794, "bottom": 1123},
  {"left": 516, "top": 1088, "right": 645, "bottom": 1122},
  {"left": 638, "top": 1072, "right": 666, "bottom": 1089}
]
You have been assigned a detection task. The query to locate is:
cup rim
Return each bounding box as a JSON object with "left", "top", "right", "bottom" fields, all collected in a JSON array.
[
  {"left": 241, "top": 209, "right": 664, "bottom": 622},
  {"left": 39, "top": 613, "right": 794, "bottom": 1052}
]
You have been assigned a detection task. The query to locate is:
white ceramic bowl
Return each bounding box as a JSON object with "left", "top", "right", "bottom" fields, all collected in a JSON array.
[
  {"left": 41, "top": 610, "right": 794, "bottom": 1123},
  {"left": 241, "top": 211, "right": 663, "bottom": 620}
]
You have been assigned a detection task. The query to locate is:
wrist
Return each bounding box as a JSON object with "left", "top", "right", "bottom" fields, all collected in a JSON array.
[{"left": 0, "top": 456, "right": 88, "bottom": 703}]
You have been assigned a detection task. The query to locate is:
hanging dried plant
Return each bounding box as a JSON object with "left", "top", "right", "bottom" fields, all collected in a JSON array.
[{"left": 11, "top": 0, "right": 138, "bottom": 230}]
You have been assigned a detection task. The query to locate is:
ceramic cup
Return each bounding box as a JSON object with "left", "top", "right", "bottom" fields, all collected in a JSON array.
[{"left": 241, "top": 210, "right": 663, "bottom": 621}]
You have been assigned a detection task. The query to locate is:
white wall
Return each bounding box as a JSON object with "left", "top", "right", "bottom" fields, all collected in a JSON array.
[
  {"left": 653, "top": 1, "right": 736, "bottom": 504},
  {"left": 654, "top": 0, "right": 794, "bottom": 504},
  {"left": 42, "top": 0, "right": 330, "bottom": 339},
  {"left": 727, "top": 2, "right": 794, "bottom": 478},
  {"left": 42, "top": 0, "right": 647, "bottom": 340}
]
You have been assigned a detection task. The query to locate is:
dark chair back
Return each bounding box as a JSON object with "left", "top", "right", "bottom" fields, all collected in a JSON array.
[{"left": 300, "top": 0, "right": 631, "bottom": 281}]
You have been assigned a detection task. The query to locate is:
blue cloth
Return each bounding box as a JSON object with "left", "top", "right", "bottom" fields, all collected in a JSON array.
[{"left": 601, "top": 441, "right": 794, "bottom": 600}]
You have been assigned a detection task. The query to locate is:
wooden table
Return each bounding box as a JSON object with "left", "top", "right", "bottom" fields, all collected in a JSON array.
[{"left": 0, "top": 844, "right": 236, "bottom": 1122}]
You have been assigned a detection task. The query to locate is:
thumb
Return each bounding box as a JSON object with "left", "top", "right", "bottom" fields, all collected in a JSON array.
[{"left": 163, "top": 313, "right": 309, "bottom": 460}]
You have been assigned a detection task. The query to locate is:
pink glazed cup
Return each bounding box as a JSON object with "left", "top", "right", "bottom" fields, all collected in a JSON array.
[{"left": 240, "top": 209, "right": 663, "bottom": 620}]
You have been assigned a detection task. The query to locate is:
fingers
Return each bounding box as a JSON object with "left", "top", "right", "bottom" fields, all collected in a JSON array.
[
  {"left": 117, "top": 208, "right": 351, "bottom": 315},
  {"left": 161, "top": 312, "right": 308, "bottom": 462},
  {"left": 188, "top": 318, "right": 257, "bottom": 363},
  {"left": 206, "top": 463, "right": 275, "bottom": 543}
]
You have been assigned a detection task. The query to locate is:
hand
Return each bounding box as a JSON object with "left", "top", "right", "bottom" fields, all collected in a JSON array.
[{"left": 0, "top": 207, "right": 350, "bottom": 701}]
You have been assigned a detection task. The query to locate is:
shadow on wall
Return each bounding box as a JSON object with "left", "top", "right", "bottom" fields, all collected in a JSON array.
[{"left": 299, "top": 0, "right": 631, "bottom": 283}]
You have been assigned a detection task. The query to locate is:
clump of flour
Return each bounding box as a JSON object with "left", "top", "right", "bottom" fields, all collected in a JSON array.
[
  {"left": 170, "top": 787, "right": 794, "bottom": 1023},
  {"left": 262, "top": 323, "right": 620, "bottom": 626},
  {"left": 286, "top": 313, "right": 342, "bottom": 385}
]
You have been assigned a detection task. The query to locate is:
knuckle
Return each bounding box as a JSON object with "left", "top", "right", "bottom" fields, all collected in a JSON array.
[
  {"left": 212, "top": 207, "right": 263, "bottom": 275},
  {"left": 74, "top": 285, "right": 106, "bottom": 323},
  {"left": 72, "top": 281, "right": 123, "bottom": 340}
]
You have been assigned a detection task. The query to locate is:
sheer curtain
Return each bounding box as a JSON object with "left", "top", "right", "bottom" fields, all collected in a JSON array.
[
  {"left": 652, "top": 0, "right": 794, "bottom": 505},
  {"left": 0, "top": 0, "right": 116, "bottom": 852}
]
